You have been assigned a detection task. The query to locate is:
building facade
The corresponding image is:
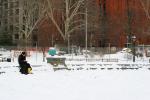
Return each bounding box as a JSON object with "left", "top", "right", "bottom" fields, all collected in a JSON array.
[
  {"left": 0, "top": 0, "right": 40, "bottom": 46},
  {"left": 0, "top": 0, "right": 20, "bottom": 45}
]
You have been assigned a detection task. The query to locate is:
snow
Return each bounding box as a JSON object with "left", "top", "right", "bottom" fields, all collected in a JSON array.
[
  {"left": 0, "top": 50, "right": 150, "bottom": 100},
  {"left": 1, "top": 70, "right": 150, "bottom": 100}
]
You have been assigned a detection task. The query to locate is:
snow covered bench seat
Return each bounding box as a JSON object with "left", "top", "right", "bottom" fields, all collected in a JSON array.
[{"left": 46, "top": 56, "right": 68, "bottom": 71}]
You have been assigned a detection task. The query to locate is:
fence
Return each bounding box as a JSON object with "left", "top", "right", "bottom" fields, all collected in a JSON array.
[
  {"left": 0, "top": 46, "right": 121, "bottom": 54},
  {"left": 66, "top": 58, "right": 118, "bottom": 62},
  {"left": 13, "top": 50, "right": 31, "bottom": 57},
  {"left": 1, "top": 46, "right": 147, "bottom": 58}
]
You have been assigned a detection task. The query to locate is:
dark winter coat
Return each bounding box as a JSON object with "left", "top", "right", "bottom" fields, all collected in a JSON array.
[
  {"left": 18, "top": 54, "right": 26, "bottom": 66},
  {"left": 18, "top": 53, "right": 32, "bottom": 74}
]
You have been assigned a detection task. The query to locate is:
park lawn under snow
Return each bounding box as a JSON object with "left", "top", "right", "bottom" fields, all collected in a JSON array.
[
  {"left": 1, "top": 69, "right": 150, "bottom": 100},
  {"left": 0, "top": 51, "right": 150, "bottom": 100}
]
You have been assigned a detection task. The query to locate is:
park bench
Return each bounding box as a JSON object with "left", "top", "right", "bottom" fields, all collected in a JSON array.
[{"left": 46, "top": 56, "right": 68, "bottom": 71}]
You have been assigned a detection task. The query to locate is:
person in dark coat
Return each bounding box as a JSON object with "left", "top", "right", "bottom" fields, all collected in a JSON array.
[{"left": 18, "top": 51, "right": 32, "bottom": 74}]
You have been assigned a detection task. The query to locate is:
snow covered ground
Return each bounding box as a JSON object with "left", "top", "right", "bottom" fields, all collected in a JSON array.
[
  {"left": 0, "top": 51, "right": 150, "bottom": 100},
  {"left": 1, "top": 68, "right": 150, "bottom": 100}
]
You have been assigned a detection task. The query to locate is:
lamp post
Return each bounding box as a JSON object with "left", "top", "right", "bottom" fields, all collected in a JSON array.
[
  {"left": 126, "top": 36, "right": 131, "bottom": 48},
  {"left": 132, "top": 35, "right": 136, "bottom": 62},
  {"left": 85, "top": 1, "right": 88, "bottom": 61},
  {"left": 68, "top": 34, "right": 70, "bottom": 54}
]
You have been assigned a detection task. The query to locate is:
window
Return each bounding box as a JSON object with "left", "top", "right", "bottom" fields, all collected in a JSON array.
[
  {"left": 15, "top": 9, "right": 19, "bottom": 15},
  {"left": 0, "top": 12, "right": 2, "bottom": 18},
  {"left": 0, "top": 8, "right": 1, "bottom": 12},
  {"left": 24, "top": 9, "right": 27, "bottom": 15},
  {"left": 22, "top": 34, "right": 25, "bottom": 39},
  {"left": 4, "top": 3, "right": 8, "bottom": 9},
  {"left": 15, "top": 17, "right": 19, "bottom": 23},
  {"left": 9, "top": 17, "right": 13, "bottom": 23},
  {"left": 4, "top": 19, "right": 7, "bottom": 24},
  {"left": 5, "top": 26, "right": 7, "bottom": 31},
  {"left": 24, "top": 1, "right": 27, "bottom": 6},
  {"left": 10, "top": 2, "right": 13, "bottom": 8},
  {"left": 4, "top": 11, "right": 8, "bottom": 17},
  {"left": 9, "top": 9, "right": 13, "bottom": 16},
  {"left": 15, "top": 27, "right": 19, "bottom": 32},
  {"left": 15, "top": 1, "right": 19, "bottom": 7},
  {"left": 23, "top": 25, "right": 25, "bottom": 30},
  {"left": 14, "top": 34, "right": 19, "bottom": 39},
  {"left": 9, "top": 25, "right": 13, "bottom": 31},
  {"left": 23, "top": 17, "right": 26, "bottom": 23}
]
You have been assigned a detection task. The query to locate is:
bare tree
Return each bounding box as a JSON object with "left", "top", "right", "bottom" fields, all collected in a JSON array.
[
  {"left": 139, "top": 0, "right": 150, "bottom": 20},
  {"left": 45, "top": 0, "right": 85, "bottom": 41},
  {"left": 98, "top": 0, "right": 108, "bottom": 47},
  {"left": 87, "top": 0, "right": 99, "bottom": 47},
  {"left": 139, "top": 0, "right": 150, "bottom": 44},
  {"left": 45, "top": 0, "right": 85, "bottom": 53},
  {"left": 19, "top": 0, "right": 46, "bottom": 47},
  {"left": 124, "top": 0, "right": 134, "bottom": 47}
]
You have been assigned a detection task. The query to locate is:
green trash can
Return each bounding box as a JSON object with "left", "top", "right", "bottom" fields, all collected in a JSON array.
[{"left": 48, "top": 48, "right": 56, "bottom": 56}]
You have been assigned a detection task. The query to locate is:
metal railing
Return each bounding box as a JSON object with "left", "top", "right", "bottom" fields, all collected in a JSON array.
[{"left": 66, "top": 58, "right": 118, "bottom": 62}]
